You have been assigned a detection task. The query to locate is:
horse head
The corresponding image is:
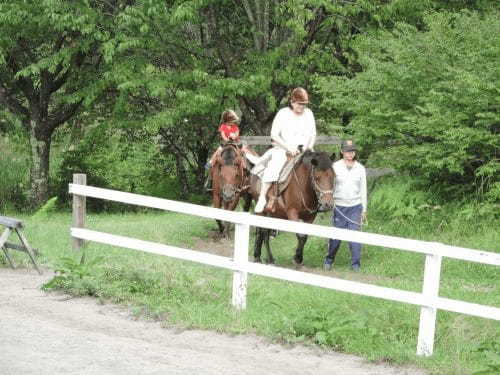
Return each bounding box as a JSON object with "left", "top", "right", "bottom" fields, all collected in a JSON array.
[
  {"left": 303, "top": 151, "right": 335, "bottom": 212},
  {"left": 217, "top": 143, "right": 247, "bottom": 202}
]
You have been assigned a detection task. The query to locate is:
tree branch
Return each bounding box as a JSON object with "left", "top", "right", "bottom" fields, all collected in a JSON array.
[
  {"left": 47, "top": 99, "right": 84, "bottom": 132},
  {"left": 0, "top": 84, "right": 30, "bottom": 120}
]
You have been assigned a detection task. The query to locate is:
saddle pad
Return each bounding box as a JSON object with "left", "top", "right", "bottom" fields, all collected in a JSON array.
[{"left": 251, "top": 154, "right": 302, "bottom": 194}]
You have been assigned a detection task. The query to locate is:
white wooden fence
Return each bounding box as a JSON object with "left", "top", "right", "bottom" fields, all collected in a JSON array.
[{"left": 69, "top": 176, "right": 500, "bottom": 357}]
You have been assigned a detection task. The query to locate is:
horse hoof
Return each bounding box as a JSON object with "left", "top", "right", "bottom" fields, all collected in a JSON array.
[
  {"left": 293, "top": 259, "right": 303, "bottom": 267},
  {"left": 254, "top": 258, "right": 262, "bottom": 263}
]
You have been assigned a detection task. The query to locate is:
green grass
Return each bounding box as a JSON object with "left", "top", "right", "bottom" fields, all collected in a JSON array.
[{"left": 2, "top": 188, "right": 499, "bottom": 375}]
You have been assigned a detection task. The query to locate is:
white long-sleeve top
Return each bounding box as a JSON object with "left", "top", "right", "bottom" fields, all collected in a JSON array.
[
  {"left": 270, "top": 107, "right": 316, "bottom": 152},
  {"left": 333, "top": 159, "right": 368, "bottom": 212}
]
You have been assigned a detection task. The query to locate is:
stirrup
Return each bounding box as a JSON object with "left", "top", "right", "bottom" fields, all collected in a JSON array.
[{"left": 266, "top": 196, "right": 277, "bottom": 212}]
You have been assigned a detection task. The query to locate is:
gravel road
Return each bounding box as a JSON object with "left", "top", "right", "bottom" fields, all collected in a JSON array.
[{"left": 0, "top": 268, "right": 426, "bottom": 375}]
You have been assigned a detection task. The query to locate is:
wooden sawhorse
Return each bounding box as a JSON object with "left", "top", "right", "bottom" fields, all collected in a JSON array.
[{"left": 0, "top": 216, "right": 42, "bottom": 274}]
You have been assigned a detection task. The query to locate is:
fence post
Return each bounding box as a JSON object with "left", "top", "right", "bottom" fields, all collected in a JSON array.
[
  {"left": 72, "top": 173, "right": 87, "bottom": 251},
  {"left": 416, "top": 251, "right": 443, "bottom": 356},
  {"left": 232, "top": 222, "right": 250, "bottom": 310}
]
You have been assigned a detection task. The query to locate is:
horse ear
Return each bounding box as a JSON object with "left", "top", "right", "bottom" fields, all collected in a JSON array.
[{"left": 329, "top": 152, "right": 337, "bottom": 161}]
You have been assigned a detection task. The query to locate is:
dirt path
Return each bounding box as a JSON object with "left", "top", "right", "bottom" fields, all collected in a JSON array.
[{"left": 0, "top": 268, "right": 426, "bottom": 375}]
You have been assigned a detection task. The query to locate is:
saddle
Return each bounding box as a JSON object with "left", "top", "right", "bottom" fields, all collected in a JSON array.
[{"left": 252, "top": 154, "right": 303, "bottom": 212}]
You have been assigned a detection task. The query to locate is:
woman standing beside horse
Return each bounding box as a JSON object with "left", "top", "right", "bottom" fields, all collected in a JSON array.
[{"left": 245, "top": 87, "right": 317, "bottom": 213}]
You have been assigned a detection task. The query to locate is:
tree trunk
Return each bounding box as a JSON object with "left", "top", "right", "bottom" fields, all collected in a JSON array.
[
  {"left": 173, "top": 151, "right": 189, "bottom": 200},
  {"left": 28, "top": 120, "right": 52, "bottom": 209}
]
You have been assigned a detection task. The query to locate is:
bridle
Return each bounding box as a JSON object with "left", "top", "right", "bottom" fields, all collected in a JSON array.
[
  {"left": 292, "top": 160, "right": 334, "bottom": 214},
  {"left": 218, "top": 144, "right": 250, "bottom": 199}
]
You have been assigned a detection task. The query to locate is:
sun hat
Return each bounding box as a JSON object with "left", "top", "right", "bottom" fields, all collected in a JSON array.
[
  {"left": 341, "top": 140, "right": 358, "bottom": 152},
  {"left": 290, "top": 87, "right": 309, "bottom": 104},
  {"left": 221, "top": 110, "right": 240, "bottom": 124}
]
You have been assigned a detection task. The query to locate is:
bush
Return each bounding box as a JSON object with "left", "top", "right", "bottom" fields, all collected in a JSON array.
[{"left": 53, "top": 122, "right": 181, "bottom": 211}]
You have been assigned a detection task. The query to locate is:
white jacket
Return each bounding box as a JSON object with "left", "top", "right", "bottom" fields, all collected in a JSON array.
[
  {"left": 271, "top": 107, "right": 316, "bottom": 152},
  {"left": 333, "top": 159, "right": 367, "bottom": 212}
]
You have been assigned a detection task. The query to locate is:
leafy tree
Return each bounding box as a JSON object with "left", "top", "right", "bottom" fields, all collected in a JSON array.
[
  {"left": 0, "top": 0, "right": 124, "bottom": 208},
  {"left": 316, "top": 10, "right": 499, "bottom": 200},
  {"left": 106, "top": 0, "right": 408, "bottom": 194}
]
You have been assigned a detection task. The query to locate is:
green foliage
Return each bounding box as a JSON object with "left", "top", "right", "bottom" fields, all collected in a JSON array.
[
  {"left": 31, "top": 197, "right": 58, "bottom": 219},
  {"left": 317, "top": 10, "right": 500, "bottom": 201},
  {"left": 369, "top": 176, "right": 436, "bottom": 219},
  {"left": 52, "top": 121, "right": 180, "bottom": 210},
  {"left": 472, "top": 339, "right": 500, "bottom": 375},
  {"left": 0, "top": 135, "right": 29, "bottom": 212},
  {"left": 42, "top": 254, "right": 104, "bottom": 296},
  {"left": 291, "top": 308, "right": 392, "bottom": 351}
]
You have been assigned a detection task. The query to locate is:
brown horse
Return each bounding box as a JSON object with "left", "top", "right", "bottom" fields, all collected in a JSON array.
[
  {"left": 211, "top": 142, "right": 252, "bottom": 237},
  {"left": 249, "top": 150, "right": 335, "bottom": 265}
]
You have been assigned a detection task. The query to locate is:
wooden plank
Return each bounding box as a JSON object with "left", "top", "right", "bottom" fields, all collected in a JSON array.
[
  {"left": 417, "top": 253, "right": 443, "bottom": 356},
  {"left": 72, "top": 173, "right": 87, "bottom": 251},
  {"left": 232, "top": 223, "right": 249, "bottom": 310},
  {"left": 241, "top": 135, "right": 342, "bottom": 146},
  {"left": 0, "top": 216, "right": 23, "bottom": 229},
  {"left": 1, "top": 247, "right": 15, "bottom": 269},
  {"left": 4, "top": 241, "right": 40, "bottom": 256},
  {"left": 0, "top": 227, "right": 11, "bottom": 249},
  {"left": 0, "top": 228, "right": 15, "bottom": 269},
  {"left": 16, "top": 229, "right": 42, "bottom": 275}
]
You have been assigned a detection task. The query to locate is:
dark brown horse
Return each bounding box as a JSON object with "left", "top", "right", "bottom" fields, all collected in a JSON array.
[
  {"left": 249, "top": 150, "right": 335, "bottom": 265},
  {"left": 211, "top": 142, "right": 252, "bottom": 237}
]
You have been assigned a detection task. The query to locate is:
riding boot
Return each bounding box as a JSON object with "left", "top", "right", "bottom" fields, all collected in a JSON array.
[
  {"left": 254, "top": 182, "right": 271, "bottom": 213},
  {"left": 204, "top": 164, "right": 213, "bottom": 192}
]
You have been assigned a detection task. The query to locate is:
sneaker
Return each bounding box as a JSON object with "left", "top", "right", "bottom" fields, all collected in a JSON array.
[
  {"left": 323, "top": 261, "right": 332, "bottom": 271},
  {"left": 351, "top": 264, "right": 360, "bottom": 272}
]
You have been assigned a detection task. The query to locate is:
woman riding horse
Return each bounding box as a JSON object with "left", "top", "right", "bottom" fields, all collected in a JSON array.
[
  {"left": 244, "top": 87, "right": 316, "bottom": 213},
  {"left": 248, "top": 150, "right": 335, "bottom": 264},
  {"left": 244, "top": 87, "right": 334, "bottom": 264}
]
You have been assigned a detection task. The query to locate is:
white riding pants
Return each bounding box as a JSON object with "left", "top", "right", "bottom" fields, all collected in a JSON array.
[{"left": 261, "top": 147, "right": 287, "bottom": 182}]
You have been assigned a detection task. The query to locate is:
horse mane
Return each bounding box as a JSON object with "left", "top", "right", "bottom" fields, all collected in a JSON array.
[{"left": 300, "top": 150, "right": 332, "bottom": 171}]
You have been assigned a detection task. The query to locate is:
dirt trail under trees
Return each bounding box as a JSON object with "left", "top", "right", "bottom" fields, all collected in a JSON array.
[{"left": 0, "top": 268, "right": 426, "bottom": 375}]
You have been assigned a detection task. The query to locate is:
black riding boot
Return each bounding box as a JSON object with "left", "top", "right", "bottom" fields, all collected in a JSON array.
[{"left": 204, "top": 169, "right": 213, "bottom": 192}]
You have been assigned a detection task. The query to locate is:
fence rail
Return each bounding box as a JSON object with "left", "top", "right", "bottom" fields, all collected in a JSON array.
[
  {"left": 241, "top": 135, "right": 342, "bottom": 146},
  {"left": 69, "top": 177, "right": 500, "bottom": 357}
]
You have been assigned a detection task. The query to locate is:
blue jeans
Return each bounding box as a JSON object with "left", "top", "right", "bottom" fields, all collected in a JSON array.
[{"left": 326, "top": 204, "right": 362, "bottom": 267}]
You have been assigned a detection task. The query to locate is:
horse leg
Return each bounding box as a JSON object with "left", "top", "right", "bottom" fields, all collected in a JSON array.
[
  {"left": 215, "top": 220, "right": 225, "bottom": 235},
  {"left": 253, "top": 227, "right": 264, "bottom": 263},
  {"left": 294, "top": 234, "right": 308, "bottom": 266},
  {"left": 263, "top": 229, "right": 275, "bottom": 264},
  {"left": 243, "top": 192, "right": 252, "bottom": 212},
  {"left": 213, "top": 190, "right": 226, "bottom": 235},
  {"left": 214, "top": 196, "right": 225, "bottom": 235},
  {"left": 221, "top": 198, "right": 240, "bottom": 239},
  {"left": 286, "top": 209, "right": 306, "bottom": 265}
]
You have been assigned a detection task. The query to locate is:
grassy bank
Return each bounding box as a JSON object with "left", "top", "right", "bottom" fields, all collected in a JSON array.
[{"left": 2, "top": 179, "right": 499, "bottom": 375}]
